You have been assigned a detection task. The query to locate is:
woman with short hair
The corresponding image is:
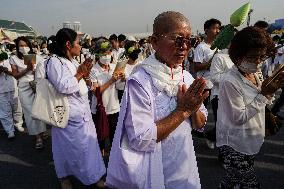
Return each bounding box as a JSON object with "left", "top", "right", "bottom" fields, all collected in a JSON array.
[{"left": 216, "top": 27, "right": 284, "bottom": 189}]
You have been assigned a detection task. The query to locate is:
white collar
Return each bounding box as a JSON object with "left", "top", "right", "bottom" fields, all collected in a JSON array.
[{"left": 134, "top": 54, "right": 183, "bottom": 97}]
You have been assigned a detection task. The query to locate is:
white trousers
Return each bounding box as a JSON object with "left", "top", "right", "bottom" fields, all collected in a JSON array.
[{"left": 0, "top": 91, "right": 23, "bottom": 135}]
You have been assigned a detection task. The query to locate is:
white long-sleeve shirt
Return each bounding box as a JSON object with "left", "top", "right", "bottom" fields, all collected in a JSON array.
[{"left": 216, "top": 66, "right": 271, "bottom": 155}]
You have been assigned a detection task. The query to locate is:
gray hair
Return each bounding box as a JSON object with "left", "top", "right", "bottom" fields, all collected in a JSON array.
[{"left": 153, "top": 11, "right": 190, "bottom": 35}]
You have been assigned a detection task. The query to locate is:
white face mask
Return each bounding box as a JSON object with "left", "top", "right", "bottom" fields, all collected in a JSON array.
[
  {"left": 33, "top": 48, "right": 39, "bottom": 54},
  {"left": 42, "top": 48, "right": 49, "bottom": 55},
  {"left": 238, "top": 60, "right": 263, "bottom": 74},
  {"left": 99, "top": 54, "right": 112, "bottom": 65},
  {"left": 19, "top": 47, "right": 30, "bottom": 55}
]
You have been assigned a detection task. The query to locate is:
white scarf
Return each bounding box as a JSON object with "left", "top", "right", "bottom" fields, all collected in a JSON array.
[
  {"left": 65, "top": 58, "right": 88, "bottom": 96},
  {"left": 134, "top": 54, "right": 183, "bottom": 97}
]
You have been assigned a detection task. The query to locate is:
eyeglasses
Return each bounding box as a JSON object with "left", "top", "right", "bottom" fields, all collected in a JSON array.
[
  {"left": 245, "top": 54, "right": 268, "bottom": 62},
  {"left": 158, "top": 34, "right": 191, "bottom": 49}
]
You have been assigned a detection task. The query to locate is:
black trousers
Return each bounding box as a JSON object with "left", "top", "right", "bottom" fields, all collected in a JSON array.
[
  {"left": 107, "top": 112, "right": 119, "bottom": 146},
  {"left": 204, "top": 96, "right": 218, "bottom": 142}
]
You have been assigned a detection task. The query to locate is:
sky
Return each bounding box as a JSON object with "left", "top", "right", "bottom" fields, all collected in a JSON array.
[{"left": 0, "top": 0, "right": 283, "bottom": 37}]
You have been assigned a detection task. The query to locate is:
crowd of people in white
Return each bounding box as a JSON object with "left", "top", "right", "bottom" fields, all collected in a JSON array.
[{"left": 0, "top": 11, "right": 284, "bottom": 189}]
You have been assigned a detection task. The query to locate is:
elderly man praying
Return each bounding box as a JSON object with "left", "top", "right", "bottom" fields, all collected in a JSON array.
[{"left": 106, "top": 11, "right": 208, "bottom": 189}]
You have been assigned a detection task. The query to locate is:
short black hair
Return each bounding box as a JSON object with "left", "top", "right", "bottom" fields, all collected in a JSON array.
[
  {"left": 138, "top": 38, "right": 147, "bottom": 46},
  {"left": 118, "top": 34, "right": 126, "bottom": 42},
  {"left": 254, "top": 20, "right": 269, "bottom": 29},
  {"left": 204, "top": 18, "right": 221, "bottom": 31},
  {"left": 109, "top": 34, "right": 118, "bottom": 41}
]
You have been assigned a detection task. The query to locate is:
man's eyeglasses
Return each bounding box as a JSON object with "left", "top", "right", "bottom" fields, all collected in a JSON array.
[{"left": 158, "top": 34, "right": 191, "bottom": 49}]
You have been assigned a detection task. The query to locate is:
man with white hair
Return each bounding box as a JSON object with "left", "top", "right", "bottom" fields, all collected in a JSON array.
[{"left": 106, "top": 11, "right": 208, "bottom": 189}]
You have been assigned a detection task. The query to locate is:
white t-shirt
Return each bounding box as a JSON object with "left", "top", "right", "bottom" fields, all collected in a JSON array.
[
  {"left": 210, "top": 49, "right": 234, "bottom": 99},
  {"left": 0, "top": 59, "right": 17, "bottom": 93},
  {"left": 193, "top": 41, "right": 215, "bottom": 88},
  {"left": 116, "top": 62, "right": 140, "bottom": 91},
  {"left": 111, "top": 48, "right": 125, "bottom": 64},
  {"left": 90, "top": 63, "right": 120, "bottom": 115},
  {"left": 9, "top": 55, "right": 44, "bottom": 83}
]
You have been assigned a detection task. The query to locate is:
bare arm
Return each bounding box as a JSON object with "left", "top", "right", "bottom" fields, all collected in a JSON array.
[
  {"left": 191, "top": 110, "right": 206, "bottom": 129},
  {"left": 11, "top": 64, "right": 31, "bottom": 80},
  {"left": 193, "top": 61, "right": 210, "bottom": 73},
  {"left": 99, "top": 78, "right": 116, "bottom": 93}
]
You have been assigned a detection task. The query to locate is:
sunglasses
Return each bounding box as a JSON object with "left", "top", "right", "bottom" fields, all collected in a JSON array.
[{"left": 158, "top": 34, "right": 191, "bottom": 49}]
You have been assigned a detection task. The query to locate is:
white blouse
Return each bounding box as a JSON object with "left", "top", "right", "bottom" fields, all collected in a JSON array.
[
  {"left": 0, "top": 59, "right": 17, "bottom": 93},
  {"left": 89, "top": 63, "right": 120, "bottom": 115},
  {"left": 216, "top": 66, "right": 271, "bottom": 155},
  {"left": 10, "top": 55, "right": 44, "bottom": 83}
]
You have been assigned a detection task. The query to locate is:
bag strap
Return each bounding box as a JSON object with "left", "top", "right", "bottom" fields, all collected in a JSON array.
[{"left": 45, "top": 55, "right": 64, "bottom": 80}]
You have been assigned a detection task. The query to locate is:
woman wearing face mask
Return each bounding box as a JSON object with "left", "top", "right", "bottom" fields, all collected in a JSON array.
[
  {"left": 10, "top": 36, "right": 46, "bottom": 149},
  {"left": 46, "top": 28, "right": 105, "bottom": 189},
  {"left": 216, "top": 27, "right": 284, "bottom": 189},
  {"left": 116, "top": 40, "right": 142, "bottom": 100},
  {"left": 40, "top": 41, "right": 49, "bottom": 59},
  {"left": 90, "top": 39, "right": 125, "bottom": 156}
]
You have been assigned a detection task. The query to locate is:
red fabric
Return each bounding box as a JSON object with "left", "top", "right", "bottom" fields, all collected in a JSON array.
[{"left": 94, "top": 87, "right": 109, "bottom": 140}]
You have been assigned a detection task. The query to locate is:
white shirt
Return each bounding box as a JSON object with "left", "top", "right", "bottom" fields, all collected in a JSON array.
[
  {"left": 274, "top": 46, "right": 284, "bottom": 65},
  {"left": 0, "top": 59, "right": 17, "bottom": 93},
  {"left": 216, "top": 66, "right": 271, "bottom": 155},
  {"left": 90, "top": 63, "right": 120, "bottom": 115},
  {"left": 116, "top": 61, "right": 140, "bottom": 90},
  {"left": 193, "top": 41, "right": 215, "bottom": 89},
  {"left": 210, "top": 49, "right": 234, "bottom": 99},
  {"left": 9, "top": 55, "right": 44, "bottom": 83},
  {"left": 106, "top": 66, "right": 206, "bottom": 188},
  {"left": 111, "top": 48, "right": 125, "bottom": 64}
]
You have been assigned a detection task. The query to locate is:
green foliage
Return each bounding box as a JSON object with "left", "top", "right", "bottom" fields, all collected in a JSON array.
[
  {"left": 211, "top": 24, "right": 235, "bottom": 50},
  {"left": 230, "top": 2, "right": 251, "bottom": 27}
]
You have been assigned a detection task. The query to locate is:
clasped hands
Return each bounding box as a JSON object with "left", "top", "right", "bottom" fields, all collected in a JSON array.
[{"left": 176, "top": 77, "right": 209, "bottom": 118}]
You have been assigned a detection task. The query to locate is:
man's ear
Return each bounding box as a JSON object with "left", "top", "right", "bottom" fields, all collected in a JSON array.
[{"left": 204, "top": 29, "right": 208, "bottom": 35}]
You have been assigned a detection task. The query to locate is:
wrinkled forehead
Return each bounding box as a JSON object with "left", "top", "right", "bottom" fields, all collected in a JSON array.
[{"left": 157, "top": 20, "right": 191, "bottom": 36}]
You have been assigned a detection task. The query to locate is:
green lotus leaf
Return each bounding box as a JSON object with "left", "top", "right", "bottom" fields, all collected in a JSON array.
[
  {"left": 101, "top": 42, "right": 110, "bottom": 49},
  {"left": 230, "top": 2, "right": 251, "bottom": 27},
  {"left": 128, "top": 46, "right": 135, "bottom": 54}
]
